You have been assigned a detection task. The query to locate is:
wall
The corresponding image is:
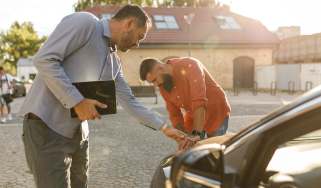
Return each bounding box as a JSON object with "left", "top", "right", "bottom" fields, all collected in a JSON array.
[
  {"left": 118, "top": 47, "right": 274, "bottom": 88},
  {"left": 256, "top": 63, "right": 321, "bottom": 91},
  {"left": 255, "top": 65, "right": 276, "bottom": 89},
  {"left": 276, "top": 64, "right": 301, "bottom": 91},
  {"left": 275, "top": 33, "right": 321, "bottom": 62},
  {"left": 301, "top": 63, "right": 321, "bottom": 90}
]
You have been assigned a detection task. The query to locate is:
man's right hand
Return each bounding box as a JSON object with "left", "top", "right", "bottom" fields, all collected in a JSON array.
[
  {"left": 178, "top": 135, "right": 200, "bottom": 151},
  {"left": 73, "top": 99, "right": 107, "bottom": 121},
  {"left": 161, "top": 126, "right": 186, "bottom": 143}
]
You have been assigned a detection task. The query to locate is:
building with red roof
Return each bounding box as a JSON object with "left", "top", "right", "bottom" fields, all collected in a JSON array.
[{"left": 86, "top": 5, "right": 279, "bottom": 88}]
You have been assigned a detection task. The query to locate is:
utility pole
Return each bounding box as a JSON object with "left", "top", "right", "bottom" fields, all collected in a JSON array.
[{"left": 183, "top": 13, "right": 195, "bottom": 56}]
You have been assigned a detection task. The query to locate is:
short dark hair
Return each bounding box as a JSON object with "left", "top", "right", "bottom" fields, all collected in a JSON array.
[
  {"left": 140, "top": 58, "right": 159, "bottom": 81},
  {"left": 161, "top": 56, "right": 179, "bottom": 63},
  {"left": 113, "top": 4, "right": 151, "bottom": 28},
  {"left": 0, "top": 66, "right": 3, "bottom": 71}
]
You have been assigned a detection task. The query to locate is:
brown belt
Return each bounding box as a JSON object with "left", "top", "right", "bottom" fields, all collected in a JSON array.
[{"left": 24, "top": 113, "right": 41, "bottom": 120}]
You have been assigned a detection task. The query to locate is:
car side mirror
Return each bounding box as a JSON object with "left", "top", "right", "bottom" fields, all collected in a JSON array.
[{"left": 170, "top": 144, "right": 224, "bottom": 188}]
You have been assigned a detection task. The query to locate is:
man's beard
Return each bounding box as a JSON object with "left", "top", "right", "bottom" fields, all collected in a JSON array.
[
  {"left": 162, "top": 74, "right": 174, "bottom": 92},
  {"left": 118, "top": 30, "right": 135, "bottom": 52}
]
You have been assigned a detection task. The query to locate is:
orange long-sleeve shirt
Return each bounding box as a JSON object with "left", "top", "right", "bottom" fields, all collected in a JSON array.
[{"left": 160, "top": 57, "right": 231, "bottom": 133}]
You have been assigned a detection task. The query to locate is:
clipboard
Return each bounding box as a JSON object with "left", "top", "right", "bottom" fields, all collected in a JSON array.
[{"left": 70, "top": 80, "right": 117, "bottom": 118}]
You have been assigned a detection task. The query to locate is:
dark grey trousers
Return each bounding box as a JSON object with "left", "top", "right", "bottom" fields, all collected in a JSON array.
[{"left": 22, "top": 119, "right": 89, "bottom": 188}]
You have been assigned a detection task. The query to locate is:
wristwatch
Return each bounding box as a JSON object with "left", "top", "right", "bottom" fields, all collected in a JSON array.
[{"left": 191, "top": 130, "right": 207, "bottom": 140}]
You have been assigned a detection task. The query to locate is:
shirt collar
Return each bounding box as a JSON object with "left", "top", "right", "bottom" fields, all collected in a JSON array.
[{"left": 101, "top": 18, "right": 117, "bottom": 52}]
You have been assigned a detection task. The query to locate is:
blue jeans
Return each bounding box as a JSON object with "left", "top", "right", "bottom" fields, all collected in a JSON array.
[{"left": 208, "top": 116, "right": 229, "bottom": 137}]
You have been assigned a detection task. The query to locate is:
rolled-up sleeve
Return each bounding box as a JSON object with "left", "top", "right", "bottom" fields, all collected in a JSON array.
[
  {"left": 185, "top": 59, "right": 208, "bottom": 114},
  {"left": 165, "top": 100, "right": 184, "bottom": 128},
  {"left": 115, "top": 67, "right": 165, "bottom": 130},
  {"left": 33, "top": 13, "right": 97, "bottom": 109}
]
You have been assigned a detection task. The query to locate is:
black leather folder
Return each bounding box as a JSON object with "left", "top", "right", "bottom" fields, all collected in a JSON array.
[{"left": 70, "top": 80, "right": 117, "bottom": 118}]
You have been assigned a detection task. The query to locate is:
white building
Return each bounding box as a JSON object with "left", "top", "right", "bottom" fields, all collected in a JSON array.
[
  {"left": 17, "top": 57, "right": 37, "bottom": 81},
  {"left": 255, "top": 64, "right": 321, "bottom": 91}
]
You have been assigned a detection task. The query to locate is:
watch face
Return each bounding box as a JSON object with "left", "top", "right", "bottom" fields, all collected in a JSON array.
[
  {"left": 192, "top": 130, "right": 207, "bottom": 139},
  {"left": 200, "top": 131, "right": 207, "bottom": 139}
]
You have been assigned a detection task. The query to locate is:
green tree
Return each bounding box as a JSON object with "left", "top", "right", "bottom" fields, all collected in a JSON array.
[
  {"left": 196, "top": 0, "right": 216, "bottom": 7},
  {"left": 74, "top": 0, "right": 153, "bottom": 11},
  {"left": 160, "top": 0, "right": 173, "bottom": 7},
  {"left": 172, "top": 0, "right": 216, "bottom": 7},
  {"left": 173, "top": 0, "right": 193, "bottom": 7},
  {"left": 0, "top": 21, "right": 46, "bottom": 72},
  {"left": 74, "top": 0, "right": 92, "bottom": 11},
  {"left": 74, "top": 0, "right": 217, "bottom": 11},
  {"left": 132, "top": 0, "right": 153, "bottom": 6}
]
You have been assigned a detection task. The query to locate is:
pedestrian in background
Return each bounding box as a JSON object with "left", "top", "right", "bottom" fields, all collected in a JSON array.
[
  {"left": 0, "top": 66, "right": 14, "bottom": 123},
  {"left": 0, "top": 88, "right": 6, "bottom": 123}
]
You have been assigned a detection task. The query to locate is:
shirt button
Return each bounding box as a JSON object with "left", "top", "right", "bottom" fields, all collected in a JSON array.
[{"left": 177, "top": 96, "right": 180, "bottom": 99}]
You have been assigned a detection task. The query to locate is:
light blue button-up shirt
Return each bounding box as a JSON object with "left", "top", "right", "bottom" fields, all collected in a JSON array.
[{"left": 19, "top": 12, "right": 165, "bottom": 138}]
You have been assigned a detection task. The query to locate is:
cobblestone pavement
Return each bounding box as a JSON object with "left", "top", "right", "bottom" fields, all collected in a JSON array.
[{"left": 0, "top": 91, "right": 300, "bottom": 188}]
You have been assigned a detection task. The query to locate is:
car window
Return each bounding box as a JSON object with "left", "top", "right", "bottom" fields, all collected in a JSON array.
[
  {"left": 261, "top": 128, "right": 321, "bottom": 188},
  {"left": 294, "top": 129, "right": 321, "bottom": 140}
]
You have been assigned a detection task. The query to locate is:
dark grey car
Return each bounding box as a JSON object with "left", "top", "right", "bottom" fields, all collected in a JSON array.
[
  {"left": 154, "top": 86, "right": 321, "bottom": 188},
  {"left": 12, "top": 79, "right": 26, "bottom": 98}
]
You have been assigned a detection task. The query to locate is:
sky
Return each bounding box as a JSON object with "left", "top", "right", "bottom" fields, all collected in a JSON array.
[
  {"left": 0, "top": 0, "right": 78, "bottom": 36},
  {"left": 0, "top": 0, "right": 320, "bottom": 36},
  {"left": 218, "top": 0, "right": 321, "bottom": 35}
]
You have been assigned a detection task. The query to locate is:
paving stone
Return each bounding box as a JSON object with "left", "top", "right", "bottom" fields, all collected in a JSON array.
[{"left": 0, "top": 93, "right": 296, "bottom": 187}]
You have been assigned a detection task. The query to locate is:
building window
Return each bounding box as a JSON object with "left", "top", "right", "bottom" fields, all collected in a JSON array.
[
  {"left": 215, "top": 16, "right": 241, "bottom": 30},
  {"left": 153, "top": 15, "right": 179, "bottom": 29},
  {"left": 101, "top": 13, "right": 113, "bottom": 20}
]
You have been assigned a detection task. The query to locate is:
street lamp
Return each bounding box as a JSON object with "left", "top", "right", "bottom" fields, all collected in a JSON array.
[{"left": 184, "top": 13, "right": 195, "bottom": 57}]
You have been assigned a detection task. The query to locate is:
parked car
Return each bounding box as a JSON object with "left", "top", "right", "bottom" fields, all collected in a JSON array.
[
  {"left": 12, "top": 78, "right": 26, "bottom": 98},
  {"left": 153, "top": 86, "right": 321, "bottom": 188}
]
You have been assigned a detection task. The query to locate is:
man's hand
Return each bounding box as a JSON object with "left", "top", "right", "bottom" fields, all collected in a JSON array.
[
  {"left": 178, "top": 135, "right": 200, "bottom": 151},
  {"left": 161, "top": 125, "right": 186, "bottom": 143},
  {"left": 73, "top": 99, "right": 107, "bottom": 121}
]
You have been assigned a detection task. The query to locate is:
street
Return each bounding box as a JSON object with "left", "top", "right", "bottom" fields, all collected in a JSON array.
[{"left": 0, "top": 91, "right": 299, "bottom": 188}]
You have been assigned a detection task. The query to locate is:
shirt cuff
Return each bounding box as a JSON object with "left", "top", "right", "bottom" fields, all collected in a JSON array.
[
  {"left": 61, "top": 88, "right": 84, "bottom": 109},
  {"left": 141, "top": 116, "right": 166, "bottom": 131},
  {"left": 154, "top": 117, "right": 166, "bottom": 130}
]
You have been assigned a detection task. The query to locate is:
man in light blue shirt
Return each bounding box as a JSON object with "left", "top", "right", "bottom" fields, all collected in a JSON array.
[{"left": 20, "top": 5, "right": 183, "bottom": 188}]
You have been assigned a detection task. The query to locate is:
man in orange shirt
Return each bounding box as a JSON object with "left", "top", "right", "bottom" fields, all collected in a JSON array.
[{"left": 139, "top": 57, "right": 231, "bottom": 142}]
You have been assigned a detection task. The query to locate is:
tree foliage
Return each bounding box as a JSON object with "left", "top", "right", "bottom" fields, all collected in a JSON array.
[
  {"left": 74, "top": 0, "right": 153, "bottom": 11},
  {"left": 74, "top": 0, "right": 217, "bottom": 11},
  {"left": 0, "top": 22, "right": 46, "bottom": 70}
]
